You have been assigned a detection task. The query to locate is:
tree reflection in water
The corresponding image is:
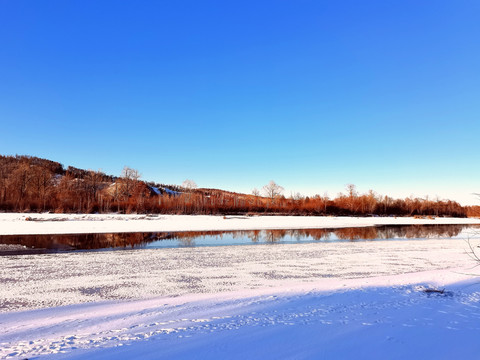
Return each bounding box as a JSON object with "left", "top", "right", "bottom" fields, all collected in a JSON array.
[{"left": 0, "top": 224, "right": 477, "bottom": 254}]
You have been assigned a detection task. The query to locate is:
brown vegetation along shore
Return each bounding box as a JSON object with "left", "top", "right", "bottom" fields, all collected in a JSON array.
[
  {"left": 0, "top": 155, "right": 469, "bottom": 217},
  {"left": 466, "top": 206, "right": 480, "bottom": 218}
]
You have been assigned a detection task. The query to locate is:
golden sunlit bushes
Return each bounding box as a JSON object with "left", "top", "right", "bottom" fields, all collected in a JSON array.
[
  {"left": 0, "top": 155, "right": 468, "bottom": 217},
  {"left": 466, "top": 206, "right": 480, "bottom": 218}
]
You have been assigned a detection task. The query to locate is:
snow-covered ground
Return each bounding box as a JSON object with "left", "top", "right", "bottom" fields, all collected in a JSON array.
[
  {"left": 1, "top": 215, "right": 480, "bottom": 359},
  {"left": 2, "top": 234, "right": 480, "bottom": 311},
  {"left": 0, "top": 213, "right": 479, "bottom": 235},
  {"left": 2, "top": 269, "right": 480, "bottom": 360}
]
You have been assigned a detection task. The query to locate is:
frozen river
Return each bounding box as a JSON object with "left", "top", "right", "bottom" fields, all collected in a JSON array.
[{"left": 1, "top": 224, "right": 479, "bottom": 312}]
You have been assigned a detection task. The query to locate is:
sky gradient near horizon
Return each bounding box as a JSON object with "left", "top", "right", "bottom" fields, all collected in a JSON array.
[{"left": 1, "top": 1, "right": 479, "bottom": 205}]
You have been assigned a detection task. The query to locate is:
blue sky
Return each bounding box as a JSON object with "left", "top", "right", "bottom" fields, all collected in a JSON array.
[{"left": 1, "top": 1, "right": 479, "bottom": 204}]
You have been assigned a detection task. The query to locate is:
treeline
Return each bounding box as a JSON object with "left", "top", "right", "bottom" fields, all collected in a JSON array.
[
  {"left": 0, "top": 155, "right": 469, "bottom": 217},
  {"left": 466, "top": 206, "right": 480, "bottom": 217}
]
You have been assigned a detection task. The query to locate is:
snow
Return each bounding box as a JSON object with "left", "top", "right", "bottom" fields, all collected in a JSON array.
[
  {"left": 3, "top": 234, "right": 479, "bottom": 311},
  {"left": 161, "top": 187, "right": 180, "bottom": 196},
  {"left": 1, "top": 215, "right": 480, "bottom": 359},
  {"left": 2, "top": 270, "right": 480, "bottom": 359},
  {"left": 149, "top": 186, "right": 161, "bottom": 195},
  {"left": 0, "top": 213, "right": 479, "bottom": 235}
]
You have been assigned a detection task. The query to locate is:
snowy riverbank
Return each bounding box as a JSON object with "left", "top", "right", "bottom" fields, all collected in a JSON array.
[
  {"left": 0, "top": 213, "right": 479, "bottom": 235},
  {"left": 2, "top": 269, "right": 480, "bottom": 360},
  {"left": 1, "top": 214, "right": 480, "bottom": 359}
]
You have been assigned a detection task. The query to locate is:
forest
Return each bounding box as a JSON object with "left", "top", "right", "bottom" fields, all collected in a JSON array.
[{"left": 0, "top": 155, "right": 475, "bottom": 218}]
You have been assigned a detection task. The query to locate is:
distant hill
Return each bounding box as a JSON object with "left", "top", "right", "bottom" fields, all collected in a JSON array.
[{"left": 0, "top": 154, "right": 469, "bottom": 217}]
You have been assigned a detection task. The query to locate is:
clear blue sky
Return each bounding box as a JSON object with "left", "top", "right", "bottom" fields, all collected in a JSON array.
[{"left": 1, "top": 1, "right": 479, "bottom": 204}]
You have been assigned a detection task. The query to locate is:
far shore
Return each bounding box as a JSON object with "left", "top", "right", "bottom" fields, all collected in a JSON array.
[{"left": 0, "top": 213, "right": 479, "bottom": 236}]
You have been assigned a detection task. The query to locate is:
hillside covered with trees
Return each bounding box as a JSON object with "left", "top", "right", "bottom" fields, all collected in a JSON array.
[{"left": 0, "top": 155, "right": 472, "bottom": 217}]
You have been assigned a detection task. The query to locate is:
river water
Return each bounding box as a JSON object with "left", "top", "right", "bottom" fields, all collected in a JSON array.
[{"left": 0, "top": 224, "right": 478, "bottom": 255}]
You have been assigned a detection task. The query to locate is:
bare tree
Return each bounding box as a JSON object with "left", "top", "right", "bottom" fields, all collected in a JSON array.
[
  {"left": 31, "top": 165, "right": 54, "bottom": 211},
  {"left": 346, "top": 183, "right": 357, "bottom": 197},
  {"left": 262, "top": 180, "right": 284, "bottom": 200},
  {"left": 182, "top": 179, "right": 197, "bottom": 191},
  {"left": 122, "top": 166, "right": 141, "bottom": 182},
  {"left": 315, "top": 191, "right": 329, "bottom": 214},
  {"left": 84, "top": 170, "right": 105, "bottom": 212},
  {"left": 365, "top": 189, "right": 377, "bottom": 214},
  {"left": 290, "top": 191, "right": 303, "bottom": 201},
  {"left": 8, "top": 162, "right": 33, "bottom": 209},
  {"left": 252, "top": 188, "right": 260, "bottom": 197},
  {"left": 117, "top": 166, "right": 141, "bottom": 203},
  {"left": 346, "top": 183, "right": 358, "bottom": 213}
]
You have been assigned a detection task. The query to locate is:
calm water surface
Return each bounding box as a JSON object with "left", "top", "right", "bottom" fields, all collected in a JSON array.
[{"left": 0, "top": 224, "right": 478, "bottom": 255}]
